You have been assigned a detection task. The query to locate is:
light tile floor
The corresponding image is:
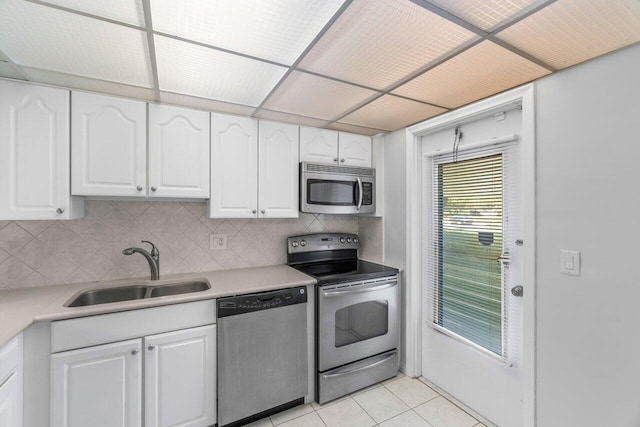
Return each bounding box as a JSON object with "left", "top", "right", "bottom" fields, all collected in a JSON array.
[{"left": 245, "top": 374, "right": 488, "bottom": 427}]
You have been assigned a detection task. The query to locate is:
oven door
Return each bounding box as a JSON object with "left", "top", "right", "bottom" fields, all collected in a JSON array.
[{"left": 317, "top": 276, "right": 399, "bottom": 372}]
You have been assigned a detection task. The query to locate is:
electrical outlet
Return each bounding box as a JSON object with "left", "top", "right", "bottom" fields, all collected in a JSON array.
[{"left": 210, "top": 234, "right": 227, "bottom": 250}]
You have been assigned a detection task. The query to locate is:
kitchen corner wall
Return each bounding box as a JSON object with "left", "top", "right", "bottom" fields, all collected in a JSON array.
[
  {"left": 0, "top": 200, "right": 358, "bottom": 290},
  {"left": 358, "top": 217, "right": 383, "bottom": 264}
]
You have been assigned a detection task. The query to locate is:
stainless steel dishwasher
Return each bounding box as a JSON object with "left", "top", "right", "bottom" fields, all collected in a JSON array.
[{"left": 217, "top": 286, "right": 308, "bottom": 427}]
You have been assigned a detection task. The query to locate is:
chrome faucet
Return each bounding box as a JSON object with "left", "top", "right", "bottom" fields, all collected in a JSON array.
[{"left": 122, "top": 240, "right": 160, "bottom": 280}]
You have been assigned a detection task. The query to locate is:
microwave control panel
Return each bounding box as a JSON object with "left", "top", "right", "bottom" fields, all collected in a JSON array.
[{"left": 361, "top": 182, "right": 373, "bottom": 205}]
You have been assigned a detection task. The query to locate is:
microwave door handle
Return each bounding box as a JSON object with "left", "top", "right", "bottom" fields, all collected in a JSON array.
[{"left": 356, "top": 177, "right": 363, "bottom": 211}]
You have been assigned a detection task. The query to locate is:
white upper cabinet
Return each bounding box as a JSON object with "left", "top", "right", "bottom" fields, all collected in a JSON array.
[
  {"left": 299, "top": 127, "right": 338, "bottom": 164},
  {"left": 209, "top": 113, "right": 258, "bottom": 218},
  {"left": 72, "top": 91, "right": 147, "bottom": 197},
  {"left": 209, "top": 114, "right": 299, "bottom": 218},
  {"left": 258, "top": 121, "right": 299, "bottom": 218},
  {"left": 338, "top": 132, "right": 372, "bottom": 168},
  {"left": 148, "top": 104, "right": 210, "bottom": 198},
  {"left": 299, "top": 127, "right": 372, "bottom": 167},
  {"left": 0, "top": 80, "right": 83, "bottom": 220}
]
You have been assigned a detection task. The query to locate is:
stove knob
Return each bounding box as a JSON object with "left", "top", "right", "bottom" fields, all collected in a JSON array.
[
  {"left": 340, "top": 237, "right": 346, "bottom": 244},
  {"left": 353, "top": 237, "right": 359, "bottom": 243},
  {"left": 292, "top": 241, "right": 299, "bottom": 248},
  {"left": 300, "top": 240, "right": 307, "bottom": 247},
  {"left": 346, "top": 237, "right": 352, "bottom": 243}
]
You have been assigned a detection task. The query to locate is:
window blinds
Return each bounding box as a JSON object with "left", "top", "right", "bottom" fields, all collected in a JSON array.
[{"left": 425, "top": 138, "right": 521, "bottom": 364}]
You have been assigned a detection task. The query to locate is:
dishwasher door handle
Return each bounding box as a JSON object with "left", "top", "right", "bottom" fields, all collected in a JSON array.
[{"left": 321, "top": 351, "right": 397, "bottom": 379}]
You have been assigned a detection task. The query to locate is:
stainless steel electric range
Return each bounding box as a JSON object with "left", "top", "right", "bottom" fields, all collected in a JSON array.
[{"left": 287, "top": 233, "right": 400, "bottom": 404}]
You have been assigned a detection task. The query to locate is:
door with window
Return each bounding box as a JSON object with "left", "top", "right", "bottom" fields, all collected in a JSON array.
[{"left": 421, "top": 116, "right": 524, "bottom": 426}]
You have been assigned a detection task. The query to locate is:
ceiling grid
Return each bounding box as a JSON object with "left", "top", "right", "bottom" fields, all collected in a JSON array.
[{"left": 1, "top": 0, "right": 639, "bottom": 135}]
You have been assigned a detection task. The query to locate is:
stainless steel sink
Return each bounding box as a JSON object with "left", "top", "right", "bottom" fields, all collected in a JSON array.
[
  {"left": 65, "top": 280, "right": 211, "bottom": 307},
  {"left": 149, "top": 281, "right": 210, "bottom": 298},
  {"left": 66, "top": 285, "right": 148, "bottom": 307}
]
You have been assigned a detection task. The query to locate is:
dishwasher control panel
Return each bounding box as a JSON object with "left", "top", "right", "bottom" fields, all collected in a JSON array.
[{"left": 217, "top": 286, "right": 307, "bottom": 318}]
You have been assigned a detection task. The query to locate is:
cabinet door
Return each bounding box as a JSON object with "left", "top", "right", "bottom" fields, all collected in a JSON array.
[
  {"left": 51, "top": 339, "right": 142, "bottom": 427},
  {"left": 148, "top": 104, "right": 210, "bottom": 198},
  {"left": 0, "top": 80, "right": 82, "bottom": 220},
  {"left": 72, "top": 92, "right": 147, "bottom": 196},
  {"left": 299, "top": 126, "right": 338, "bottom": 164},
  {"left": 0, "top": 334, "right": 22, "bottom": 427},
  {"left": 209, "top": 113, "right": 257, "bottom": 218},
  {"left": 338, "top": 132, "right": 372, "bottom": 167},
  {"left": 145, "top": 325, "right": 216, "bottom": 427},
  {"left": 258, "top": 121, "right": 299, "bottom": 218}
]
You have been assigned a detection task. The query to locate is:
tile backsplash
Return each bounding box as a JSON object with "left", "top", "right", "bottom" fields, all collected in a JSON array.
[{"left": 0, "top": 200, "right": 361, "bottom": 290}]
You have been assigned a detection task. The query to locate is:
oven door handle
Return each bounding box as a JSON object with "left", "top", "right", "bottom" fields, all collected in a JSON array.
[
  {"left": 320, "top": 351, "right": 397, "bottom": 379},
  {"left": 321, "top": 280, "right": 397, "bottom": 297},
  {"left": 356, "top": 177, "right": 363, "bottom": 211}
]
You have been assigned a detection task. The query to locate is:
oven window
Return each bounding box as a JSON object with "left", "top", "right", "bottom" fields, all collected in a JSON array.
[
  {"left": 335, "top": 300, "right": 388, "bottom": 347},
  {"left": 308, "top": 179, "right": 356, "bottom": 206}
]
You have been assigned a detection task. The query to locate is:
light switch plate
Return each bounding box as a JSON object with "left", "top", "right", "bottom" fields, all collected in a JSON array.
[{"left": 560, "top": 250, "right": 580, "bottom": 276}]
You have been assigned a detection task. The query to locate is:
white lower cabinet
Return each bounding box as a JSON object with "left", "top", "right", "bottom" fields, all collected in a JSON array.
[
  {"left": 0, "top": 334, "right": 23, "bottom": 427},
  {"left": 50, "top": 301, "right": 217, "bottom": 427},
  {"left": 145, "top": 325, "right": 216, "bottom": 427},
  {"left": 51, "top": 339, "right": 142, "bottom": 427}
]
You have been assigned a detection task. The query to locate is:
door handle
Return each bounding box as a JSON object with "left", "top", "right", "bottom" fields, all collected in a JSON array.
[{"left": 511, "top": 285, "right": 523, "bottom": 297}]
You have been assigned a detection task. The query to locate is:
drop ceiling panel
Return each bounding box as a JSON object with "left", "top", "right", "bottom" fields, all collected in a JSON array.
[
  {"left": 341, "top": 95, "right": 447, "bottom": 130},
  {"left": 299, "top": 0, "right": 478, "bottom": 90},
  {"left": 424, "top": 0, "right": 549, "bottom": 32},
  {"left": 155, "top": 35, "right": 288, "bottom": 107},
  {"left": 151, "top": 0, "right": 345, "bottom": 65},
  {"left": 263, "top": 71, "right": 379, "bottom": 120},
  {"left": 496, "top": 0, "right": 640, "bottom": 70},
  {"left": 253, "top": 109, "right": 330, "bottom": 128},
  {"left": 327, "top": 122, "right": 385, "bottom": 137},
  {"left": 37, "top": 0, "right": 145, "bottom": 27},
  {"left": 160, "top": 92, "right": 256, "bottom": 117},
  {"left": 0, "top": 0, "right": 153, "bottom": 88},
  {"left": 393, "top": 40, "right": 549, "bottom": 108}
]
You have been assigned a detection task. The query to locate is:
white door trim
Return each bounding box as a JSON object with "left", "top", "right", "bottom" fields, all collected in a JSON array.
[{"left": 403, "top": 84, "right": 536, "bottom": 427}]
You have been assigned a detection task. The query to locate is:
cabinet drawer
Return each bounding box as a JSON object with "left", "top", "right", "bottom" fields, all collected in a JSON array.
[
  {"left": 0, "top": 334, "right": 22, "bottom": 386},
  {"left": 51, "top": 300, "right": 216, "bottom": 353}
]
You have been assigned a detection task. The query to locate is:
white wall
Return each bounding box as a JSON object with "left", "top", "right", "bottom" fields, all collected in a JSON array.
[
  {"left": 382, "top": 129, "right": 408, "bottom": 369},
  {"left": 535, "top": 44, "right": 640, "bottom": 426}
]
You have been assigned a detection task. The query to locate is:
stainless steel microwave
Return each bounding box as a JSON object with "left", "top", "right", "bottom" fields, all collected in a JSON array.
[{"left": 300, "top": 162, "right": 375, "bottom": 214}]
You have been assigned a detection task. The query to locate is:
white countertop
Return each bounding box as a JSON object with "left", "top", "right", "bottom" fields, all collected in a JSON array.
[{"left": 0, "top": 265, "right": 316, "bottom": 348}]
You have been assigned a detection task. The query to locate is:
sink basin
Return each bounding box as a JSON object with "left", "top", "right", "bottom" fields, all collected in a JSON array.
[
  {"left": 149, "top": 281, "right": 210, "bottom": 297},
  {"left": 65, "top": 280, "right": 211, "bottom": 307},
  {"left": 66, "top": 285, "right": 148, "bottom": 307}
]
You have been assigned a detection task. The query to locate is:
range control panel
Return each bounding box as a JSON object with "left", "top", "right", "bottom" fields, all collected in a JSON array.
[
  {"left": 287, "top": 233, "right": 359, "bottom": 254},
  {"left": 217, "top": 286, "right": 307, "bottom": 318}
]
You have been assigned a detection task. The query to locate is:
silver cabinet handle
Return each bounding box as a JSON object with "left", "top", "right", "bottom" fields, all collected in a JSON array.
[
  {"left": 252, "top": 209, "right": 257, "bottom": 214},
  {"left": 56, "top": 208, "right": 64, "bottom": 214},
  {"left": 340, "top": 158, "right": 345, "bottom": 163},
  {"left": 131, "top": 349, "right": 138, "bottom": 355},
  {"left": 261, "top": 209, "right": 265, "bottom": 214},
  {"left": 151, "top": 186, "right": 157, "bottom": 192},
  {"left": 136, "top": 185, "right": 143, "bottom": 191},
  {"left": 333, "top": 157, "right": 338, "bottom": 162},
  {"left": 148, "top": 345, "right": 155, "bottom": 351}
]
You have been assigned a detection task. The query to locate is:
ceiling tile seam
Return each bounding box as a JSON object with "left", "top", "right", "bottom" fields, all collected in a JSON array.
[
  {"left": 487, "top": 36, "right": 556, "bottom": 72},
  {"left": 408, "top": 0, "right": 487, "bottom": 38},
  {"left": 0, "top": 49, "right": 31, "bottom": 81},
  {"left": 152, "top": 31, "right": 289, "bottom": 69},
  {"left": 250, "top": 0, "right": 355, "bottom": 116},
  {"left": 158, "top": 89, "right": 254, "bottom": 111},
  {"left": 255, "top": 108, "right": 330, "bottom": 125},
  {"left": 141, "top": 0, "right": 161, "bottom": 101},
  {"left": 17, "top": 65, "right": 156, "bottom": 91},
  {"left": 489, "top": 0, "right": 560, "bottom": 35},
  {"left": 24, "top": 0, "right": 145, "bottom": 31},
  {"left": 324, "top": 92, "right": 386, "bottom": 127}
]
